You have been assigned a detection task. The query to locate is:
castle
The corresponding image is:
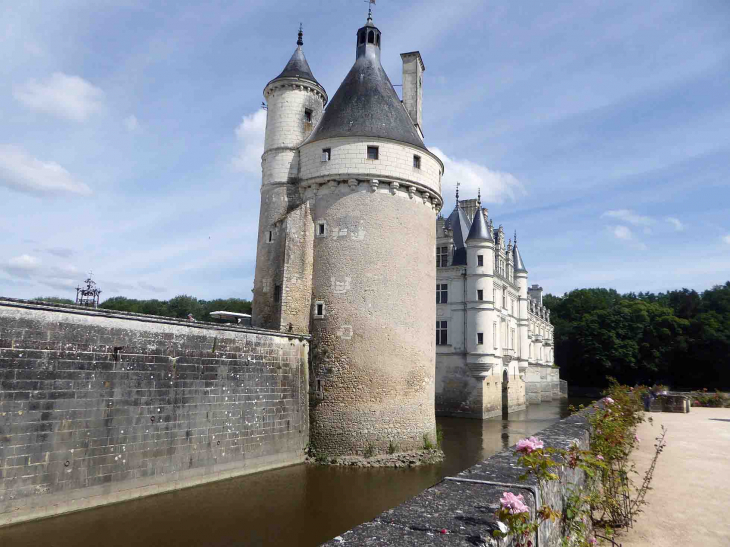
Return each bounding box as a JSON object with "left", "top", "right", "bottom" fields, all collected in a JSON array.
[
  {"left": 251, "top": 14, "right": 560, "bottom": 456},
  {"left": 434, "top": 196, "right": 558, "bottom": 419},
  {"left": 251, "top": 15, "right": 442, "bottom": 456}
]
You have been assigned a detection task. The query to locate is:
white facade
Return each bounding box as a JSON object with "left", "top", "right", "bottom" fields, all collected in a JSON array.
[{"left": 435, "top": 199, "right": 561, "bottom": 417}]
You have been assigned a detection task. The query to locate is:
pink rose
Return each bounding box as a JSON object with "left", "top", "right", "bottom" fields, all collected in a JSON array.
[
  {"left": 597, "top": 455, "right": 604, "bottom": 461},
  {"left": 605, "top": 397, "right": 615, "bottom": 404},
  {"left": 500, "top": 492, "right": 530, "bottom": 514},
  {"left": 516, "top": 436, "right": 544, "bottom": 454}
]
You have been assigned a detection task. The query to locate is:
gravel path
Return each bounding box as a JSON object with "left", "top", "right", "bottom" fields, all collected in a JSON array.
[{"left": 617, "top": 407, "right": 730, "bottom": 546}]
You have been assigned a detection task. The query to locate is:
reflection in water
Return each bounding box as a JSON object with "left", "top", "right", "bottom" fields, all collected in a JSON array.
[{"left": 0, "top": 399, "right": 590, "bottom": 547}]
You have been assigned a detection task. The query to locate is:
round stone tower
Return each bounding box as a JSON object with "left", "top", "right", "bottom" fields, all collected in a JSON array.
[
  {"left": 300, "top": 14, "right": 444, "bottom": 456},
  {"left": 252, "top": 28, "right": 327, "bottom": 329}
]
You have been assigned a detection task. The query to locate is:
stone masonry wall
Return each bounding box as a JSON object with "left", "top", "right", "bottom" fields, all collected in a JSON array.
[
  {"left": 0, "top": 298, "right": 309, "bottom": 526},
  {"left": 324, "top": 409, "right": 593, "bottom": 546}
]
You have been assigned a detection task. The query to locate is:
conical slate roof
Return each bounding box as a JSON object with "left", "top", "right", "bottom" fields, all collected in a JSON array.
[
  {"left": 446, "top": 205, "right": 470, "bottom": 266},
  {"left": 466, "top": 206, "right": 492, "bottom": 242},
  {"left": 513, "top": 244, "right": 527, "bottom": 273},
  {"left": 304, "top": 23, "right": 426, "bottom": 149},
  {"left": 270, "top": 45, "right": 322, "bottom": 88}
]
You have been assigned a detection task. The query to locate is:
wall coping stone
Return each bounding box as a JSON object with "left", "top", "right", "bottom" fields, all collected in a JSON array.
[{"left": 0, "top": 297, "right": 310, "bottom": 341}]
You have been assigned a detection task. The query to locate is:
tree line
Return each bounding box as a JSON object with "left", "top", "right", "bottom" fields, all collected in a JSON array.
[
  {"left": 543, "top": 282, "right": 730, "bottom": 390},
  {"left": 34, "top": 295, "right": 252, "bottom": 324}
]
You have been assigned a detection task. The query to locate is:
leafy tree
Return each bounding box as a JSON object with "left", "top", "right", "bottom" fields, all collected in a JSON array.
[{"left": 34, "top": 296, "right": 75, "bottom": 305}]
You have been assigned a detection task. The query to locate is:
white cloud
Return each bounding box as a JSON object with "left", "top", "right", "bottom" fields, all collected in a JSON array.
[
  {"left": 0, "top": 145, "right": 92, "bottom": 196},
  {"left": 430, "top": 147, "right": 525, "bottom": 204},
  {"left": 7, "top": 255, "right": 41, "bottom": 273},
  {"left": 613, "top": 225, "right": 633, "bottom": 240},
  {"left": 665, "top": 217, "right": 685, "bottom": 232},
  {"left": 602, "top": 209, "right": 654, "bottom": 226},
  {"left": 124, "top": 115, "right": 139, "bottom": 132},
  {"left": 608, "top": 225, "right": 647, "bottom": 250},
  {"left": 13, "top": 72, "right": 105, "bottom": 122},
  {"left": 723, "top": 235, "right": 730, "bottom": 245},
  {"left": 231, "top": 109, "right": 266, "bottom": 174}
]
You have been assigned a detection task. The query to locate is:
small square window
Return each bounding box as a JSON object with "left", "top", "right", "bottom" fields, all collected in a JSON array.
[
  {"left": 477, "top": 255, "right": 484, "bottom": 267},
  {"left": 477, "top": 332, "right": 484, "bottom": 345},
  {"left": 477, "top": 289, "right": 483, "bottom": 301},
  {"left": 314, "top": 301, "right": 325, "bottom": 318},
  {"left": 321, "top": 148, "right": 331, "bottom": 162},
  {"left": 413, "top": 155, "right": 421, "bottom": 169},
  {"left": 304, "top": 109, "right": 313, "bottom": 123},
  {"left": 316, "top": 220, "right": 327, "bottom": 238},
  {"left": 367, "top": 146, "right": 379, "bottom": 160}
]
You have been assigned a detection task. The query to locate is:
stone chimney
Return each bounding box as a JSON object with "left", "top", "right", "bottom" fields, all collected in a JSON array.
[
  {"left": 528, "top": 284, "right": 543, "bottom": 306},
  {"left": 400, "top": 51, "right": 425, "bottom": 138}
]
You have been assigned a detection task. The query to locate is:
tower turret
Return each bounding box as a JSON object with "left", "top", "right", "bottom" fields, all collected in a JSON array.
[
  {"left": 513, "top": 234, "right": 530, "bottom": 376},
  {"left": 465, "top": 200, "right": 495, "bottom": 378},
  {"left": 297, "top": 12, "right": 444, "bottom": 456},
  {"left": 252, "top": 28, "right": 327, "bottom": 329}
]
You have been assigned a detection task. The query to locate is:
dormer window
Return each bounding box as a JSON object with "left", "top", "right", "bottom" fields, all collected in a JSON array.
[{"left": 304, "top": 109, "right": 312, "bottom": 123}]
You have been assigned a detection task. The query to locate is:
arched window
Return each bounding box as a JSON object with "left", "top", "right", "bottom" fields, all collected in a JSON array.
[
  {"left": 376, "top": 33, "right": 380, "bottom": 46},
  {"left": 368, "top": 30, "right": 375, "bottom": 44},
  {"left": 359, "top": 30, "right": 366, "bottom": 45}
]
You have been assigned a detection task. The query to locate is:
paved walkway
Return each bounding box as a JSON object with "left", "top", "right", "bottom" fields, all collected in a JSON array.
[{"left": 618, "top": 407, "right": 730, "bottom": 546}]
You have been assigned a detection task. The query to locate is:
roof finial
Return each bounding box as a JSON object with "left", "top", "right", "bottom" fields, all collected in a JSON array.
[
  {"left": 367, "top": 0, "right": 374, "bottom": 22},
  {"left": 477, "top": 187, "right": 481, "bottom": 206},
  {"left": 297, "top": 23, "right": 303, "bottom": 46},
  {"left": 514, "top": 230, "right": 517, "bottom": 246},
  {"left": 455, "top": 181, "right": 460, "bottom": 203}
]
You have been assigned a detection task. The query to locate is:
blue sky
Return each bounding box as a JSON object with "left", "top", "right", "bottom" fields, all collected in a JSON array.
[{"left": 1, "top": 0, "right": 729, "bottom": 302}]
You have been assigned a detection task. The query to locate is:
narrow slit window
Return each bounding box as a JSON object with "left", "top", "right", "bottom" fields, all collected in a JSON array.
[
  {"left": 304, "top": 109, "right": 313, "bottom": 123},
  {"left": 413, "top": 155, "right": 421, "bottom": 169},
  {"left": 367, "top": 146, "right": 379, "bottom": 160},
  {"left": 477, "top": 289, "right": 484, "bottom": 301},
  {"left": 315, "top": 301, "right": 325, "bottom": 317},
  {"left": 318, "top": 222, "right": 326, "bottom": 236},
  {"left": 274, "top": 284, "right": 281, "bottom": 303},
  {"left": 477, "top": 333, "right": 484, "bottom": 345},
  {"left": 267, "top": 230, "right": 273, "bottom": 243},
  {"left": 321, "top": 148, "right": 331, "bottom": 162}
]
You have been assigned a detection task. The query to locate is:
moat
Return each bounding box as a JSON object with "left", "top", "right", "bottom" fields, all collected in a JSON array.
[{"left": 0, "top": 399, "right": 586, "bottom": 547}]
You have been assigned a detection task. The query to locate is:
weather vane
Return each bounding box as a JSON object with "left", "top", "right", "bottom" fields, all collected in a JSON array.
[{"left": 365, "top": 0, "right": 376, "bottom": 20}]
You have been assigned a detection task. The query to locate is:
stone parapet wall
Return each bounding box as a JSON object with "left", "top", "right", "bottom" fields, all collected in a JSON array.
[
  {"left": 0, "top": 299, "right": 309, "bottom": 526},
  {"left": 324, "top": 410, "right": 593, "bottom": 546}
]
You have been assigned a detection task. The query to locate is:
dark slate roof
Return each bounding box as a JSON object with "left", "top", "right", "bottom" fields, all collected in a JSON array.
[
  {"left": 270, "top": 46, "right": 322, "bottom": 88},
  {"left": 303, "top": 50, "right": 426, "bottom": 149},
  {"left": 446, "top": 206, "right": 470, "bottom": 266},
  {"left": 513, "top": 245, "right": 528, "bottom": 272},
  {"left": 466, "top": 207, "right": 492, "bottom": 242}
]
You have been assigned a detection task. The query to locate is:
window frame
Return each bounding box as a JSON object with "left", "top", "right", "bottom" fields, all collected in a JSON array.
[
  {"left": 366, "top": 146, "right": 379, "bottom": 160},
  {"left": 436, "top": 320, "right": 448, "bottom": 346},
  {"left": 436, "top": 246, "right": 448, "bottom": 267},
  {"left": 436, "top": 283, "right": 448, "bottom": 304},
  {"left": 477, "top": 289, "right": 484, "bottom": 301},
  {"left": 413, "top": 155, "right": 421, "bottom": 169},
  {"left": 477, "top": 332, "right": 484, "bottom": 345},
  {"left": 477, "top": 254, "right": 484, "bottom": 267},
  {"left": 321, "top": 148, "right": 331, "bottom": 162},
  {"left": 314, "top": 301, "right": 326, "bottom": 319}
]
